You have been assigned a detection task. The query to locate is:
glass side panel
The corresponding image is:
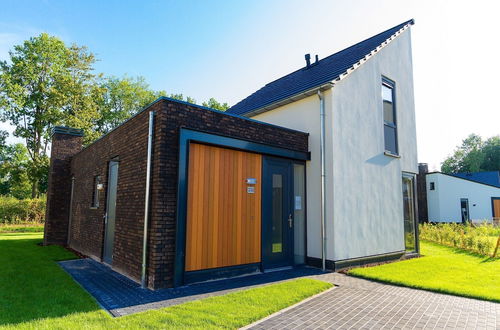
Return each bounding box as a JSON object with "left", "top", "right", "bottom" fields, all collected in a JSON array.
[
  {"left": 272, "top": 174, "right": 283, "bottom": 253},
  {"left": 383, "top": 100, "right": 394, "bottom": 124},
  {"left": 402, "top": 175, "right": 416, "bottom": 252},
  {"left": 384, "top": 125, "right": 398, "bottom": 154},
  {"left": 293, "top": 164, "right": 305, "bottom": 264}
]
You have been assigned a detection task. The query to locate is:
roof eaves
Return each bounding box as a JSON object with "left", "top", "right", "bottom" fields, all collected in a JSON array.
[
  {"left": 242, "top": 82, "right": 334, "bottom": 117},
  {"left": 427, "top": 172, "right": 500, "bottom": 190}
]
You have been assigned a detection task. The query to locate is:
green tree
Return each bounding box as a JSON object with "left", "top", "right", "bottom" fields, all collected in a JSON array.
[
  {"left": 0, "top": 131, "right": 32, "bottom": 198},
  {"left": 481, "top": 136, "right": 500, "bottom": 171},
  {"left": 0, "top": 33, "right": 102, "bottom": 197},
  {"left": 441, "top": 134, "right": 500, "bottom": 173},
  {"left": 96, "top": 76, "right": 165, "bottom": 134},
  {"left": 202, "top": 97, "right": 229, "bottom": 111}
]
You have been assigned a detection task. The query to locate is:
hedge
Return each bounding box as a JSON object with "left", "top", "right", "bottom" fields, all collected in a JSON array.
[{"left": 0, "top": 196, "right": 46, "bottom": 224}]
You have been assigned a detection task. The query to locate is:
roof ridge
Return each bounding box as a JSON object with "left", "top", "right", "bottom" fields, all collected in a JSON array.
[{"left": 228, "top": 19, "right": 415, "bottom": 115}]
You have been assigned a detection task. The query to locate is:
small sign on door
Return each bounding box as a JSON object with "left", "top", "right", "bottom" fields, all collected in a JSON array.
[{"left": 247, "top": 186, "right": 255, "bottom": 194}]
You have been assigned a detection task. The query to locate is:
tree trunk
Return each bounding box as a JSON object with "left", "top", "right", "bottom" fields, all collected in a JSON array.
[{"left": 31, "top": 180, "right": 39, "bottom": 198}]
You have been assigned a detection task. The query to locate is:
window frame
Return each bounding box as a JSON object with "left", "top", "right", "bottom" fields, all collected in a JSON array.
[
  {"left": 91, "top": 175, "right": 101, "bottom": 208},
  {"left": 382, "top": 77, "right": 399, "bottom": 156},
  {"left": 402, "top": 172, "right": 419, "bottom": 254}
]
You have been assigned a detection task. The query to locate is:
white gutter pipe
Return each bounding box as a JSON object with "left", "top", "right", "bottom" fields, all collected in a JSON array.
[
  {"left": 141, "top": 111, "right": 155, "bottom": 288},
  {"left": 317, "top": 91, "right": 327, "bottom": 271}
]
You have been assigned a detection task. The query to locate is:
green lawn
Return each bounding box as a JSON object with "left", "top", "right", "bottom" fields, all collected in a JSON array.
[
  {"left": 349, "top": 241, "right": 500, "bottom": 302},
  {"left": 0, "top": 232, "right": 331, "bottom": 329}
]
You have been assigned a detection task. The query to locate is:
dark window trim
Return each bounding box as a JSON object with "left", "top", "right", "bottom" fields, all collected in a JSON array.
[
  {"left": 430, "top": 182, "right": 435, "bottom": 190},
  {"left": 382, "top": 76, "right": 399, "bottom": 156},
  {"left": 491, "top": 197, "right": 500, "bottom": 219},
  {"left": 174, "top": 128, "right": 309, "bottom": 287}
]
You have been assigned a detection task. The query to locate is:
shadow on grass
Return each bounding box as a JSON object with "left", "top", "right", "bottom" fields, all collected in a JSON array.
[{"left": 0, "top": 233, "right": 100, "bottom": 326}]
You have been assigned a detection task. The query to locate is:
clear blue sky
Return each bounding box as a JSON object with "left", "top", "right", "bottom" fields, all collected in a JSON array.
[{"left": 1, "top": 0, "right": 499, "bottom": 169}]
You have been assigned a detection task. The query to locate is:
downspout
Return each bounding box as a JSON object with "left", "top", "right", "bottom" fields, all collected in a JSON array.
[
  {"left": 141, "top": 111, "right": 155, "bottom": 288},
  {"left": 317, "top": 91, "right": 327, "bottom": 271}
]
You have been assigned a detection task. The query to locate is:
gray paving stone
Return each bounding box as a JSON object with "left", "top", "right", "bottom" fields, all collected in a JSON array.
[{"left": 248, "top": 273, "right": 500, "bottom": 330}]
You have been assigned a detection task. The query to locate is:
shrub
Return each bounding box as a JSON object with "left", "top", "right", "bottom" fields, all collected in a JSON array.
[
  {"left": 0, "top": 196, "right": 46, "bottom": 224},
  {"left": 420, "top": 223, "right": 498, "bottom": 257}
]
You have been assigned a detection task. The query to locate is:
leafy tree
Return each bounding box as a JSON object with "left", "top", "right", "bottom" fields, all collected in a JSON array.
[
  {"left": 202, "top": 97, "right": 229, "bottom": 111},
  {"left": 0, "top": 33, "right": 102, "bottom": 197},
  {"left": 0, "top": 131, "right": 32, "bottom": 198},
  {"left": 441, "top": 134, "right": 500, "bottom": 173},
  {"left": 96, "top": 76, "right": 165, "bottom": 134}
]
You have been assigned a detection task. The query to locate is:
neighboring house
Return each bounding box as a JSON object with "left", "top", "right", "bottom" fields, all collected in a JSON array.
[
  {"left": 451, "top": 171, "right": 500, "bottom": 188},
  {"left": 417, "top": 167, "right": 500, "bottom": 223},
  {"left": 228, "top": 19, "right": 419, "bottom": 266},
  {"left": 44, "top": 19, "right": 419, "bottom": 290}
]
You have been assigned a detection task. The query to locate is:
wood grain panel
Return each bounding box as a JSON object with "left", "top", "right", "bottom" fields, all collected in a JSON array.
[
  {"left": 493, "top": 199, "right": 500, "bottom": 219},
  {"left": 185, "top": 143, "right": 262, "bottom": 271}
]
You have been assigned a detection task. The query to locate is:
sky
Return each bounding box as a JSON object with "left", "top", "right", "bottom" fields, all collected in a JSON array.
[{"left": 1, "top": 0, "right": 499, "bottom": 170}]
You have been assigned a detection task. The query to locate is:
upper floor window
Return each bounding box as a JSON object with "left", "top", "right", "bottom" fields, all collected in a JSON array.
[{"left": 382, "top": 78, "right": 398, "bottom": 155}]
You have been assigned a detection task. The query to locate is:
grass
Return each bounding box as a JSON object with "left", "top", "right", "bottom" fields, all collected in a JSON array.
[
  {"left": 0, "top": 223, "right": 44, "bottom": 233},
  {"left": 0, "top": 232, "right": 331, "bottom": 329},
  {"left": 348, "top": 240, "right": 500, "bottom": 302}
]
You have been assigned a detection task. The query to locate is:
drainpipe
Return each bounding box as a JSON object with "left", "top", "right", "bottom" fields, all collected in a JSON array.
[
  {"left": 141, "top": 111, "right": 155, "bottom": 288},
  {"left": 317, "top": 91, "right": 327, "bottom": 271}
]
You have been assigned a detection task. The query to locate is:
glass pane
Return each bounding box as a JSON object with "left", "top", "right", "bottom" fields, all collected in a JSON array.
[
  {"left": 293, "top": 164, "right": 305, "bottom": 264},
  {"left": 383, "top": 101, "right": 394, "bottom": 124},
  {"left": 382, "top": 84, "right": 393, "bottom": 102},
  {"left": 402, "top": 175, "right": 416, "bottom": 252},
  {"left": 384, "top": 125, "right": 398, "bottom": 154},
  {"left": 272, "top": 174, "right": 283, "bottom": 253}
]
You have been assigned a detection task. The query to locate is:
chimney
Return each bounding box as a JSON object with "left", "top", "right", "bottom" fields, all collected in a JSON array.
[
  {"left": 418, "top": 163, "right": 428, "bottom": 175},
  {"left": 44, "top": 126, "right": 83, "bottom": 245},
  {"left": 417, "top": 163, "right": 429, "bottom": 223},
  {"left": 305, "top": 54, "right": 311, "bottom": 68},
  {"left": 315, "top": 54, "right": 319, "bottom": 63}
]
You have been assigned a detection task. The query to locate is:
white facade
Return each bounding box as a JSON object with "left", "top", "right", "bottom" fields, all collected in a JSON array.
[
  {"left": 250, "top": 27, "right": 418, "bottom": 262},
  {"left": 426, "top": 173, "right": 500, "bottom": 223}
]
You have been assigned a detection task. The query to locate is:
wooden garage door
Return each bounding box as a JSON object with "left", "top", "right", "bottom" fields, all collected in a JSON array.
[
  {"left": 493, "top": 198, "right": 500, "bottom": 220},
  {"left": 185, "top": 143, "right": 262, "bottom": 272}
]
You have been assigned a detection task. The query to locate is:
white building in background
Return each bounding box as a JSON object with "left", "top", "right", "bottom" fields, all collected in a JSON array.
[{"left": 425, "top": 172, "right": 500, "bottom": 223}]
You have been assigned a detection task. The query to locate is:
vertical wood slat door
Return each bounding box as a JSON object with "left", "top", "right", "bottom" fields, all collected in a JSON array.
[
  {"left": 185, "top": 143, "right": 262, "bottom": 272},
  {"left": 493, "top": 199, "right": 500, "bottom": 219}
]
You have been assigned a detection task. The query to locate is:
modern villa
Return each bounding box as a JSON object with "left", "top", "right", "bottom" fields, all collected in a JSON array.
[{"left": 44, "top": 19, "right": 419, "bottom": 289}]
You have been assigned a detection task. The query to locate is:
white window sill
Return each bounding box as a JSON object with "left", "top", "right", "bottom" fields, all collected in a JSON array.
[{"left": 384, "top": 151, "right": 401, "bottom": 158}]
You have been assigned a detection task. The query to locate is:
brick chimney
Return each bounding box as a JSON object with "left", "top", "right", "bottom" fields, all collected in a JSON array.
[
  {"left": 417, "top": 163, "right": 429, "bottom": 223},
  {"left": 43, "top": 127, "right": 83, "bottom": 245}
]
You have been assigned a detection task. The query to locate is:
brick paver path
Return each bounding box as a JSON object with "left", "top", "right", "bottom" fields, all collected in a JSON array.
[{"left": 248, "top": 273, "right": 500, "bottom": 329}]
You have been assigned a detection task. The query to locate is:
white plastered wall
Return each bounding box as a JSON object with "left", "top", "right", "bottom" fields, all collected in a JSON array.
[
  {"left": 329, "top": 28, "right": 418, "bottom": 260},
  {"left": 426, "top": 173, "right": 500, "bottom": 222}
]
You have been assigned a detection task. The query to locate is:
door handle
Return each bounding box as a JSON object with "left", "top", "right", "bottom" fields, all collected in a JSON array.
[{"left": 288, "top": 214, "right": 293, "bottom": 228}]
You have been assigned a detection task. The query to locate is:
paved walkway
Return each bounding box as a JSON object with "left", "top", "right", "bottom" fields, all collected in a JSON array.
[
  {"left": 249, "top": 273, "right": 500, "bottom": 329},
  {"left": 58, "top": 259, "right": 324, "bottom": 316}
]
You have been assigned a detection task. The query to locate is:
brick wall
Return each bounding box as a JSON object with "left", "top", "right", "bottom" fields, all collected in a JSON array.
[
  {"left": 61, "top": 98, "right": 308, "bottom": 289},
  {"left": 44, "top": 129, "right": 83, "bottom": 245}
]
